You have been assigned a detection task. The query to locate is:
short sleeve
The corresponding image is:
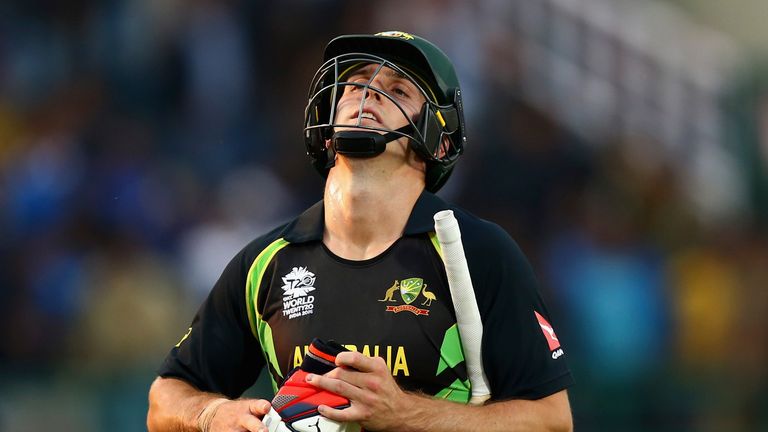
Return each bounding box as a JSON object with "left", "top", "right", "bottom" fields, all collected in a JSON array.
[
  {"left": 461, "top": 217, "right": 574, "bottom": 400},
  {"left": 157, "top": 247, "right": 265, "bottom": 398}
]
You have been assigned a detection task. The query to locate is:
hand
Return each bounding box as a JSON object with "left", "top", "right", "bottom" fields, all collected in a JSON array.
[
  {"left": 203, "top": 398, "right": 272, "bottom": 432},
  {"left": 306, "top": 351, "right": 411, "bottom": 431}
]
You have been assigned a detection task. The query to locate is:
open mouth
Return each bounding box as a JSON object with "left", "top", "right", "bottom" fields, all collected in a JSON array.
[
  {"left": 359, "top": 112, "right": 377, "bottom": 122},
  {"left": 351, "top": 108, "right": 381, "bottom": 125}
]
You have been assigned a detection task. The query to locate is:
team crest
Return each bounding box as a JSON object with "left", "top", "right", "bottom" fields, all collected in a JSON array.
[
  {"left": 399, "top": 278, "right": 423, "bottom": 304},
  {"left": 281, "top": 266, "right": 317, "bottom": 319},
  {"left": 380, "top": 277, "right": 435, "bottom": 316}
]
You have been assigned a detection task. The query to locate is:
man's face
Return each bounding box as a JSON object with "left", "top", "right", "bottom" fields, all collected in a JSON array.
[{"left": 334, "top": 63, "right": 427, "bottom": 134}]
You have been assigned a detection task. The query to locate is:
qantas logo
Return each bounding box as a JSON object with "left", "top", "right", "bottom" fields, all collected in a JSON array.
[{"left": 535, "top": 311, "right": 564, "bottom": 359}]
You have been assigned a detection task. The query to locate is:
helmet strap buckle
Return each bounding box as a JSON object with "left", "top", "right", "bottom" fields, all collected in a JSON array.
[
  {"left": 331, "top": 126, "right": 411, "bottom": 158},
  {"left": 332, "top": 131, "right": 387, "bottom": 158}
]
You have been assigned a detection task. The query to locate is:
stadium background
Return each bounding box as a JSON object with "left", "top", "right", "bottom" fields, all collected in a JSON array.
[{"left": 1, "top": 0, "right": 767, "bottom": 430}]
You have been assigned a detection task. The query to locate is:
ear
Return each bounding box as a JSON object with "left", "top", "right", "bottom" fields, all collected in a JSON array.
[{"left": 437, "top": 135, "right": 451, "bottom": 159}]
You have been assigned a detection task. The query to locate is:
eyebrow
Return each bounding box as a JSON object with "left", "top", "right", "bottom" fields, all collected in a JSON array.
[
  {"left": 342, "top": 63, "right": 437, "bottom": 103},
  {"left": 346, "top": 65, "right": 408, "bottom": 81},
  {"left": 385, "top": 69, "right": 408, "bottom": 80},
  {"left": 341, "top": 64, "right": 427, "bottom": 101}
]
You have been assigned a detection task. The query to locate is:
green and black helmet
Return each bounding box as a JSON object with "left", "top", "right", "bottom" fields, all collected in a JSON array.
[{"left": 304, "top": 31, "right": 467, "bottom": 192}]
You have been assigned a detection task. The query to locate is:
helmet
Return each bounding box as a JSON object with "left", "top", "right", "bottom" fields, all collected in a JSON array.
[{"left": 304, "top": 31, "right": 467, "bottom": 193}]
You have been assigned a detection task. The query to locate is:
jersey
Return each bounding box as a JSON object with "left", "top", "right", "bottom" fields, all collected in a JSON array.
[{"left": 158, "top": 191, "right": 573, "bottom": 402}]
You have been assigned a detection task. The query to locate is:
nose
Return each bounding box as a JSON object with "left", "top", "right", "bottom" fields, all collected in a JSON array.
[
  {"left": 356, "top": 80, "right": 382, "bottom": 103},
  {"left": 364, "top": 86, "right": 381, "bottom": 101}
]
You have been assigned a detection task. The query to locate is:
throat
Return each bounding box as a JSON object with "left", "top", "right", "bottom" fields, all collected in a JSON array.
[
  {"left": 323, "top": 172, "right": 421, "bottom": 261},
  {"left": 323, "top": 193, "right": 403, "bottom": 260},
  {"left": 324, "top": 234, "right": 399, "bottom": 261}
]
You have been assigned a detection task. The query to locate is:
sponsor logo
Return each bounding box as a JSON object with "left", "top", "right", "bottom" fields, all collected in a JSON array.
[
  {"left": 375, "top": 31, "right": 415, "bottom": 41},
  {"left": 535, "top": 311, "right": 564, "bottom": 358},
  {"left": 310, "top": 418, "right": 321, "bottom": 431},
  {"left": 281, "top": 266, "right": 317, "bottom": 319},
  {"left": 379, "top": 278, "right": 436, "bottom": 316}
]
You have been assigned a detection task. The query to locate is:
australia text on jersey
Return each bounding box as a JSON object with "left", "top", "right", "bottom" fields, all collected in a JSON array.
[{"left": 292, "top": 344, "right": 410, "bottom": 376}]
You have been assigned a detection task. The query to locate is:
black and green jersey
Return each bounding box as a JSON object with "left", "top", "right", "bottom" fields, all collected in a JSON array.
[{"left": 159, "top": 191, "right": 573, "bottom": 402}]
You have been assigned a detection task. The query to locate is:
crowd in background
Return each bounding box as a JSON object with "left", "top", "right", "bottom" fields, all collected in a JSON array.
[{"left": 1, "top": 0, "right": 766, "bottom": 431}]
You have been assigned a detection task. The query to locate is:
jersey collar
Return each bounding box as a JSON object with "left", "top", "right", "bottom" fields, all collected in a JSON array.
[
  {"left": 281, "top": 190, "right": 451, "bottom": 243},
  {"left": 403, "top": 190, "right": 451, "bottom": 235}
]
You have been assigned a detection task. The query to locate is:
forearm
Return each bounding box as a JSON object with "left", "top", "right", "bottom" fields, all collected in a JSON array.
[
  {"left": 147, "top": 376, "right": 225, "bottom": 432},
  {"left": 394, "top": 390, "right": 572, "bottom": 432}
]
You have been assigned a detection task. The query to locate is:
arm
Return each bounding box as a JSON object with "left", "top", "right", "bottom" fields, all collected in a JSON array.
[
  {"left": 149, "top": 240, "right": 280, "bottom": 431},
  {"left": 309, "top": 352, "right": 572, "bottom": 432},
  {"left": 383, "top": 390, "right": 570, "bottom": 432},
  {"left": 147, "top": 376, "right": 272, "bottom": 432}
]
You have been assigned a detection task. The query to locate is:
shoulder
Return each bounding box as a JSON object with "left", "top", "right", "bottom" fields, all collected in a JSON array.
[
  {"left": 238, "top": 224, "right": 292, "bottom": 266},
  {"left": 209, "top": 223, "right": 292, "bottom": 298},
  {"left": 409, "top": 191, "right": 528, "bottom": 270},
  {"left": 449, "top": 205, "right": 526, "bottom": 263},
  {"left": 231, "top": 199, "right": 325, "bottom": 272},
  {"left": 446, "top": 204, "right": 539, "bottom": 304}
]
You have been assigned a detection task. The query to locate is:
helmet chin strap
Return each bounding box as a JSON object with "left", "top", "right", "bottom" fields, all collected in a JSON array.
[{"left": 332, "top": 125, "right": 413, "bottom": 158}]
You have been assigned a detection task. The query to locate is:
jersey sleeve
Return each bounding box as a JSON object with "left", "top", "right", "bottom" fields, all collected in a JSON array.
[
  {"left": 461, "top": 215, "right": 574, "bottom": 400},
  {"left": 157, "top": 245, "right": 266, "bottom": 399}
]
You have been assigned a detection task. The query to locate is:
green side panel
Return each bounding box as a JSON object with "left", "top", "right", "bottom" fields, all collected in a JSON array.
[
  {"left": 434, "top": 378, "right": 471, "bottom": 403},
  {"left": 245, "top": 238, "right": 290, "bottom": 390},
  {"left": 430, "top": 231, "right": 471, "bottom": 403},
  {"left": 428, "top": 232, "right": 443, "bottom": 258},
  {"left": 258, "top": 321, "right": 281, "bottom": 393},
  {"left": 437, "top": 323, "right": 465, "bottom": 375}
]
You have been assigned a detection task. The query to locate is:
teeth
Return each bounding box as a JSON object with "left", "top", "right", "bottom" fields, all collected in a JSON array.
[{"left": 360, "top": 112, "right": 376, "bottom": 121}]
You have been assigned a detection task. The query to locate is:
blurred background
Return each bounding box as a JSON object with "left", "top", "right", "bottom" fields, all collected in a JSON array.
[{"left": 1, "top": 0, "right": 767, "bottom": 430}]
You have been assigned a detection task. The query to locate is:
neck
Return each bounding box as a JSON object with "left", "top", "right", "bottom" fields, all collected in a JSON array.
[{"left": 323, "top": 156, "right": 425, "bottom": 261}]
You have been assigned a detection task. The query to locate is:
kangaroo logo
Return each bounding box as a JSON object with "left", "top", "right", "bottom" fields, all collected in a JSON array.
[{"left": 379, "top": 280, "right": 400, "bottom": 302}]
